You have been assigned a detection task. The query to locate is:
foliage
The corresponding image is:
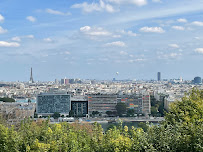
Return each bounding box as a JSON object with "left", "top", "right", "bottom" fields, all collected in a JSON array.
[
  {"left": 92, "top": 111, "right": 100, "bottom": 116},
  {"left": 150, "top": 95, "right": 165, "bottom": 116},
  {"left": 52, "top": 112, "right": 60, "bottom": 119},
  {"left": 28, "top": 99, "right": 32, "bottom": 103},
  {"left": 106, "top": 111, "right": 116, "bottom": 116},
  {"left": 0, "top": 97, "right": 15, "bottom": 102},
  {"left": 69, "top": 110, "right": 74, "bottom": 117},
  {"left": 127, "top": 109, "right": 134, "bottom": 117},
  {"left": 0, "top": 89, "right": 202, "bottom": 151},
  {"left": 151, "top": 106, "right": 158, "bottom": 116},
  {"left": 137, "top": 122, "right": 148, "bottom": 132},
  {"left": 106, "top": 111, "right": 112, "bottom": 116},
  {"left": 115, "top": 102, "right": 127, "bottom": 116}
]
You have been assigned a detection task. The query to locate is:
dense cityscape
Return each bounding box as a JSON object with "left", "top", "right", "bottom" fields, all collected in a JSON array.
[
  {"left": 0, "top": 68, "right": 202, "bottom": 124},
  {"left": 0, "top": 0, "right": 203, "bottom": 151}
]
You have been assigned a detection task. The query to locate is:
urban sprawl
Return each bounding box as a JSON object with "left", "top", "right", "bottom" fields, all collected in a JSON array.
[{"left": 0, "top": 68, "right": 203, "bottom": 124}]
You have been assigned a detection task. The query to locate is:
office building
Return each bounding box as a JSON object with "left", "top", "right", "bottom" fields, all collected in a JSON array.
[
  {"left": 65, "top": 79, "right": 69, "bottom": 85},
  {"left": 71, "top": 96, "right": 88, "bottom": 117},
  {"left": 61, "top": 79, "right": 65, "bottom": 85},
  {"left": 88, "top": 94, "right": 117, "bottom": 115},
  {"left": 194, "top": 77, "right": 202, "bottom": 84},
  {"left": 37, "top": 93, "right": 71, "bottom": 116},
  {"left": 127, "top": 95, "right": 143, "bottom": 114},
  {"left": 157, "top": 72, "right": 161, "bottom": 81},
  {"left": 118, "top": 93, "right": 151, "bottom": 115}
]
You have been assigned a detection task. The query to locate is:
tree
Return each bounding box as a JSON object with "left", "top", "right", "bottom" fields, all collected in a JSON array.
[
  {"left": 115, "top": 102, "right": 127, "bottom": 116},
  {"left": 155, "top": 89, "right": 203, "bottom": 151},
  {"left": 127, "top": 109, "right": 134, "bottom": 117},
  {"left": 138, "top": 122, "right": 148, "bottom": 132},
  {"left": 150, "top": 106, "right": 158, "bottom": 116},
  {"left": 0, "top": 98, "right": 15, "bottom": 102},
  {"left": 106, "top": 111, "right": 112, "bottom": 116},
  {"left": 69, "top": 110, "right": 74, "bottom": 117},
  {"left": 52, "top": 112, "right": 60, "bottom": 119},
  {"left": 92, "top": 111, "right": 99, "bottom": 116},
  {"left": 28, "top": 99, "right": 31, "bottom": 103}
]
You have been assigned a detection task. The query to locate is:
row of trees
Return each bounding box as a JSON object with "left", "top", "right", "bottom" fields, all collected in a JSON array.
[
  {"left": 0, "top": 97, "right": 15, "bottom": 102},
  {"left": 0, "top": 89, "right": 202, "bottom": 151}
]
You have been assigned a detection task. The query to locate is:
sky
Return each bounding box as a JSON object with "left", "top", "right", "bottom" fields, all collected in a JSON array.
[{"left": 0, "top": 0, "right": 203, "bottom": 81}]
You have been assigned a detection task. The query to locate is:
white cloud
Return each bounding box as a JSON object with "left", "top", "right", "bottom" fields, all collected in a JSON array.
[
  {"left": 26, "top": 16, "right": 36, "bottom": 22},
  {"left": 107, "top": 0, "right": 147, "bottom": 6},
  {"left": 11, "top": 36, "right": 21, "bottom": 42},
  {"left": 0, "top": 26, "right": 7, "bottom": 34},
  {"left": 177, "top": 18, "right": 187, "bottom": 23},
  {"left": 105, "top": 41, "right": 126, "bottom": 47},
  {"left": 172, "top": 26, "right": 185, "bottom": 30},
  {"left": 169, "top": 53, "right": 181, "bottom": 58},
  {"left": 45, "top": 9, "right": 71, "bottom": 16},
  {"left": 64, "top": 51, "right": 71, "bottom": 55},
  {"left": 80, "top": 26, "right": 111, "bottom": 36},
  {"left": 25, "top": 35, "right": 34, "bottom": 39},
  {"left": 0, "top": 14, "right": 4, "bottom": 22},
  {"left": 152, "top": 0, "right": 162, "bottom": 3},
  {"left": 11, "top": 35, "right": 34, "bottom": 42},
  {"left": 0, "top": 41, "right": 20, "bottom": 47},
  {"left": 112, "top": 35, "right": 121, "bottom": 38},
  {"left": 194, "top": 48, "right": 203, "bottom": 54},
  {"left": 169, "top": 44, "right": 179, "bottom": 48},
  {"left": 192, "top": 21, "right": 203, "bottom": 26},
  {"left": 72, "top": 0, "right": 116, "bottom": 13},
  {"left": 140, "top": 26, "right": 165, "bottom": 33},
  {"left": 128, "top": 58, "right": 145, "bottom": 63},
  {"left": 43, "top": 38, "right": 53, "bottom": 42},
  {"left": 120, "top": 51, "right": 128, "bottom": 55},
  {"left": 80, "top": 26, "right": 91, "bottom": 32},
  {"left": 158, "top": 52, "right": 182, "bottom": 59},
  {"left": 194, "top": 37, "right": 200, "bottom": 40},
  {"left": 121, "top": 30, "right": 137, "bottom": 36}
]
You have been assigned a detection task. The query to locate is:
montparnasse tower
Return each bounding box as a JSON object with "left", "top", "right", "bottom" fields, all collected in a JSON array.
[{"left": 29, "top": 67, "right": 34, "bottom": 83}]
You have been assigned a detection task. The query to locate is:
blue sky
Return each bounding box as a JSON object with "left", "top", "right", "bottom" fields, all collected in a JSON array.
[{"left": 0, "top": 0, "right": 203, "bottom": 81}]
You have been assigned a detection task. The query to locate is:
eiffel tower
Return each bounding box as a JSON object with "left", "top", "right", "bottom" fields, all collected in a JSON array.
[{"left": 29, "top": 67, "right": 34, "bottom": 83}]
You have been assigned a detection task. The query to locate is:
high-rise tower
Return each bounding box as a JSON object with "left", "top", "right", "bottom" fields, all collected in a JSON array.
[
  {"left": 157, "top": 72, "right": 161, "bottom": 81},
  {"left": 29, "top": 67, "right": 34, "bottom": 83}
]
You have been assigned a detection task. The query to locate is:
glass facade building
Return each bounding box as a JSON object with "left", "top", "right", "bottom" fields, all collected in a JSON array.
[
  {"left": 71, "top": 101, "right": 88, "bottom": 116},
  {"left": 37, "top": 93, "right": 71, "bottom": 115},
  {"left": 157, "top": 72, "right": 161, "bottom": 81}
]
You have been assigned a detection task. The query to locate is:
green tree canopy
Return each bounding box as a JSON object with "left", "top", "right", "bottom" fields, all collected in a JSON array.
[
  {"left": 127, "top": 109, "right": 134, "bottom": 117},
  {"left": 52, "top": 112, "right": 60, "bottom": 119},
  {"left": 116, "top": 102, "right": 127, "bottom": 116},
  {"left": 0, "top": 98, "right": 15, "bottom": 102}
]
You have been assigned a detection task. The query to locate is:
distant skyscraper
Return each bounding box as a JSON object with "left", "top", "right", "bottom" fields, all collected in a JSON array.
[
  {"left": 61, "top": 79, "right": 65, "bottom": 85},
  {"left": 29, "top": 67, "right": 34, "bottom": 83},
  {"left": 157, "top": 72, "right": 161, "bottom": 81},
  {"left": 194, "top": 77, "right": 202, "bottom": 84}
]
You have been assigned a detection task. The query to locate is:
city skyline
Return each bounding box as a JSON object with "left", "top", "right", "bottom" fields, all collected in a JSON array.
[{"left": 0, "top": 0, "right": 203, "bottom": 81}]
